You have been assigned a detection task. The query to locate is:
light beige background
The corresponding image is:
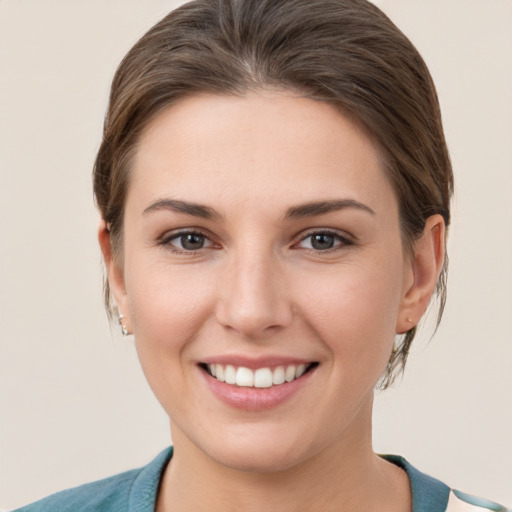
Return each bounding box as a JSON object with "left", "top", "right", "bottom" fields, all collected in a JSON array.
[{"left": 1, "top": 1, "right": 511, "bottom": 509}]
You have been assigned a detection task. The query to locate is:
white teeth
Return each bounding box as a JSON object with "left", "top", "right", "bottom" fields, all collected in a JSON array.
[
  {"left": 254, "top": 368, "right": 273, "bottom": 388},
  {"left": 285, "top": 365, "right": 297, "bottom": 382},
  {"left": 207, "top": 363, "right": 313, "bottom": 388},
  {"left": 236, "top": 367, "right": 254, "bottom": 387},
  {"left": 296, "top": 364, "right": 306, "bottom": 378},
  {"left": 273, "top": 366, "right": 285, "bottom": 385},
  {"left": 216, "top": 364, "right": 224, "bottom": 382},
  {"left": 224, "top": 365, "right": 236, "bottom": 385}
]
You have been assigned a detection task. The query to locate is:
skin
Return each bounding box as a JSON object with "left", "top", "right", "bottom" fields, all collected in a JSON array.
[{"left": 99, "top": 91, "right": 445, "bottom": 512}]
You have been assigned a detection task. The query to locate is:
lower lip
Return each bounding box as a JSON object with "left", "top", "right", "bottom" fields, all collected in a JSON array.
[{"left": 200, "top": 367, "right": 316, "bottom": 411}]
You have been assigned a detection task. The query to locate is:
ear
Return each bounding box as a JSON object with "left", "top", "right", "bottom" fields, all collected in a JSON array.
[
  {"left": 98, "top": 220, "right": 132, "bottom": 333},
  {"left": 396, "top": 214, "right": 446, "bottom": 334}
]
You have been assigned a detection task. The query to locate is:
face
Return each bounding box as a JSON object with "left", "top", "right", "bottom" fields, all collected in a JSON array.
[{"left": 107, "top": 91, "right": 418, "bottom": 473}]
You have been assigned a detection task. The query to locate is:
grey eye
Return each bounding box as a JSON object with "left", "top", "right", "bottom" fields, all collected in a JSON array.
[
  {"left": 179, "top": 233, "right": 205, "bottom": 250},
  {"left": 297, "top": 231, "right": 351, "bottom": 251},
  {"left": 167, "top": 232, "right": 213, "bottom": 251},
  {"left": 310, "top": 233, "right": 335, "bottom": 250}
]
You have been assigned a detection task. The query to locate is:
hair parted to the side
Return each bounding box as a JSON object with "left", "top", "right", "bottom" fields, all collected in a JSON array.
[{"left": 93, "top": 0, "right": 453, "bottom": 389}]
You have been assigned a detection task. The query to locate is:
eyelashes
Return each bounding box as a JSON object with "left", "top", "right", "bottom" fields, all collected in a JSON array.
[
  {"left": 158, "top": 230, "right": 217, "bottom": 253},
  {"left": 295, "top": 229, "right": 353, "bottom": 251},
  {"left": 157, "top": 228, "right": 354, "bottom": 255}
]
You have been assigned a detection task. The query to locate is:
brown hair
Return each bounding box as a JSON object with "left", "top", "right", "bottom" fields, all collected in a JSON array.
[{"left": 93, "top": 0, "right": 453, "bottom": 388}]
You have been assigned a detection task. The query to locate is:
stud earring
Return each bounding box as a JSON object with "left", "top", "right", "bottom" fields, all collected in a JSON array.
[
  {"left": 118, "top": 313, "right": 130, "bottom": 336},
  {"left": 407, "top": 317, "right": 413, "bottom": 324}
]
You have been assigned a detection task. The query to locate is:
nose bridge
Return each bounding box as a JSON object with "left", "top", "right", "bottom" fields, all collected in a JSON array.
[{"left": 216, "top": 240, "right": 292, "bottom": 338}]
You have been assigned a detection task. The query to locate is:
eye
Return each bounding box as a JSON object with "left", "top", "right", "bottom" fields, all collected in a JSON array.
[
  {"left": 163, "top": 231, "right": 215, "bottom": 251},
  {"left": 297, "top": 231, "right": 352, "bottom": 251}
]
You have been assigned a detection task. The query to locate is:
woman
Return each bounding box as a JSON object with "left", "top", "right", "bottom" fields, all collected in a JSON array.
[{"left": 10, "top": 0, "right": 508, "bottom": 511}]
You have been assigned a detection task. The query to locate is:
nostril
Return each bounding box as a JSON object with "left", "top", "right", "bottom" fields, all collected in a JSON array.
[
  {"left": 214, "top": 264, "right": 293, "bottom": 338},
  {"left": 215, "top": 302, "right": 294, "bottom": 339}
]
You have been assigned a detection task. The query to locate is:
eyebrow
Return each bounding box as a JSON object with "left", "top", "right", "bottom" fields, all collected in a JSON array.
[
  {"left": 142, "top": 197, "right": 375, "bottom": 221},
  {"left": 143, "top": 199, "right": 222, "bottom": 220},
  {"left": 284, "top": 199, "right": 376, "bottom": 219}
]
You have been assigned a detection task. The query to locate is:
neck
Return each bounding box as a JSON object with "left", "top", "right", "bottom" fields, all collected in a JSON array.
[{"left": 156, "top": 399, "right": 411, "bottom": 512}]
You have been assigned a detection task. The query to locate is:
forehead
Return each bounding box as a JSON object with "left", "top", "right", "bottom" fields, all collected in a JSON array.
[{"left": 128, "top": 91, "right": 396, "bottom": 217}]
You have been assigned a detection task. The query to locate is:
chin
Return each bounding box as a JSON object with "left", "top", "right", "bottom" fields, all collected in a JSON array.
[
  {"left": 213, "top": 444, "right": 306, "bottom": 474},
  {"left": 197, "top": 425, "right": 320, "bottom": 475}
]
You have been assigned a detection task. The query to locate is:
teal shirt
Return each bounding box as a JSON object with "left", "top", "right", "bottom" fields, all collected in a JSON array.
[{"left": 12, "top": 447, "right": 508, "bottom": 512}]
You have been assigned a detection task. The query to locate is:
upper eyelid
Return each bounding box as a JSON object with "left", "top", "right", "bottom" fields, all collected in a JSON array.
[
  {"left": 160, "top": 227, "right": 213, "bottom": 241},
  {"left": 289, "top": 230, "right": 354, "bottom": 255},
  {"left": 157, "top": 227, "right": 354, "bottom": 247},
  {"left": 158, "top": 230, "right": 218, "bottom": 254},
  {"left": 295, "top": 228, "right": 354, "bottom": 243}
]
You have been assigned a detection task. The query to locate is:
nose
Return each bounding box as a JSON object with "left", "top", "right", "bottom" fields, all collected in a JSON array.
[{"left": 215, "top": 248, "right": 293, "bottom": 339}]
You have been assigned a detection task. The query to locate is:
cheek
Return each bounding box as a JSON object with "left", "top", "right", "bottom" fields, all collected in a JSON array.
[
  {"left": 123, "top": 259, "right": 216, "bottom": 393},
  {"left": 126, "top": 256, "right": 215, "bottom": 332},
  {"left": 296, "top": 257, "right": 404, "bottom": 365}
]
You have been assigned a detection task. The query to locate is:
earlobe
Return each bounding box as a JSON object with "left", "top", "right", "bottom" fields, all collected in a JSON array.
[
  {"left": 98, "top": 220, "right": 131, "bottom": 331},
  {"left": 396, "top": 214, "right": 446, "bottom": 334}
]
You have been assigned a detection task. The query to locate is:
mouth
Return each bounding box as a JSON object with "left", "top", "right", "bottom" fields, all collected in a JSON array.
[{"left": 199, "top": 362, "right": 319, "bottom": 388}]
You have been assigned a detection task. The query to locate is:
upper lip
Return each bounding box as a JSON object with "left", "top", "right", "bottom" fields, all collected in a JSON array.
[{"left": 199, "top": 355, "right": 316, "bottom": 370}]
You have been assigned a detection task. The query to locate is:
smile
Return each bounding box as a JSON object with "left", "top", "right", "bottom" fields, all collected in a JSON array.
[{"left": 202, "top": 363, "right": 318, "bottom": 388}]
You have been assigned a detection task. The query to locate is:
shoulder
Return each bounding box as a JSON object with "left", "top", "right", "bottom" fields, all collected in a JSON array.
[
  {"left": 381, "top": 455, "right": 509, "bottom": 512},
  {"left": 447, "top": 490, "right": 510, "bottom": 512},
  {"left": 11, "top": 469, "right": 139, "bottom": 512},
  {"left": 11, "top": 447, "right": 173, "bottom": 512}
]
